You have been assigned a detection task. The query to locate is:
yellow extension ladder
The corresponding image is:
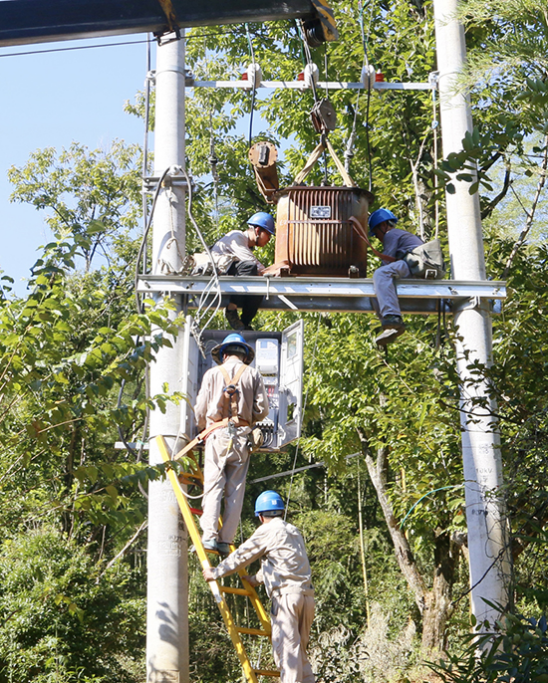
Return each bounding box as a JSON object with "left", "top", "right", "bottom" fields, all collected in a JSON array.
[{"left": 156, "top": 435, "right": 280, "bottom": 682}]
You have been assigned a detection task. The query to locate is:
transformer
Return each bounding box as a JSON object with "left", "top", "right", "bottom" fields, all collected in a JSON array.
[{"left": 273, "top": 185, "right": 374, "bottom": 277}]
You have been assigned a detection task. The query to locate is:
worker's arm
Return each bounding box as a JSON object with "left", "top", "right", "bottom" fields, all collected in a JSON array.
[
  {"left": 203, "top": 527, "right": 269, "bottom": 581},
  {"left": 226, "top": 231, "right": 264, "bottom": 271}
]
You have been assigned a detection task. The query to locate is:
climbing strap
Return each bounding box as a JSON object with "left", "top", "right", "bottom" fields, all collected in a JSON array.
[
  {"left": 218, "top": 364, "right": 249, "bottom": 420},
  {"left": 156, "top": 435, "right": 279, "bottom": 682}
]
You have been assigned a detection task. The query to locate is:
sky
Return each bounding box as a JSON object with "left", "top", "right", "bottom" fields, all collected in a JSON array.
[{"left": 0, "top": 35, "right": 151, "bottom": 295}]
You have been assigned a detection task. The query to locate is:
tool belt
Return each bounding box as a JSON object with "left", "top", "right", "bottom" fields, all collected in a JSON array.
[{"left": 402, "top": 239, "right": 446, "bottom": 280}]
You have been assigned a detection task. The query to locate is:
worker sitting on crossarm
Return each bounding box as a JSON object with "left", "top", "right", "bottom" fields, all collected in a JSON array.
[
  {"left": 211, "top": 212, "right": 275, "bottom": 331},
  {"left": 203, "top": 490, "right": 316, "bottom": 683},
  {"left": 369, "top": 208, "right": 425, "bottom": 346},
  {"left": 195, "top": 333, "right": 269, "bottom": 555}
]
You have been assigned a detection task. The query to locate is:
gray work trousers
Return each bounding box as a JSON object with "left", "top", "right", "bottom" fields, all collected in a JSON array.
[
  {"left": 372, "top": 260, "right": 411, "bottom": 318},
  {"left": 200, "top": 427, "right": 250, "bottom": 544},
  {"left": 271, "top": 592, "right": 315, "bottom": 683}
]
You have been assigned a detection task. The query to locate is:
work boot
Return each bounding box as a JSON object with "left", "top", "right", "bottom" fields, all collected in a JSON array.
[
  {"left": 216, "top": 542, "right": 231, "bottom": 555},
  {"left": 225, "top": 307, "right": 246, "bottom": 331},
  {"left": 202, "top": 539, "right": 219, "bottom": 553},
  {"left": 375, "top": 315, "right": 406, "bottom": 347}
]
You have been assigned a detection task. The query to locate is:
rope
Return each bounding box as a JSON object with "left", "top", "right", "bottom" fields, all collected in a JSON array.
[{"left": 284, "top": 314, "right": 322, "bottom": 520}]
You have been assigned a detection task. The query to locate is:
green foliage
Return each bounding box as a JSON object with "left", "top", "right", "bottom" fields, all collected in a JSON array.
[
  {"left": 430, "top": 609, "right": 548, "bottom": 683},
  {"left": 0, "top": 527, "right": 145, "bottom": 683}
]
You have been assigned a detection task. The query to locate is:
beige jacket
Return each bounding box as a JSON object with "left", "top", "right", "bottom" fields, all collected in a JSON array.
[
  {"left": 211, "top": 517, "right": 313, "bottom": 597},
  {"left": 194, "top": 358, "right": 269, "bottom": 430},
  {"left": 211, "top": 230, "right": 264, "bottom": 269}
]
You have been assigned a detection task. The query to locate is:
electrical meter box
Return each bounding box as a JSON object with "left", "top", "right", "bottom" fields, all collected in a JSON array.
[{"left": 180, "top": 318, "right": 304, "bottom": 451}]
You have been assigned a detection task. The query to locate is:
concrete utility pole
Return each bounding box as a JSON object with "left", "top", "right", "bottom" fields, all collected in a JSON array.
[
  {"left": 146, "top": 36, "right": 189, "bottom": 683},
  {"left": 433, "top": 0, "right": 511, "bottom": 625}
]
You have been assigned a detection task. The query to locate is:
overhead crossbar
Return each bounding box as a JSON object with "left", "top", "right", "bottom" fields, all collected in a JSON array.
[
  {"left": 191, "top": 80, "right": 435, "bottom": 91},
  {"left": 137, "top": 275, "right": 506, "bottom": 315}
]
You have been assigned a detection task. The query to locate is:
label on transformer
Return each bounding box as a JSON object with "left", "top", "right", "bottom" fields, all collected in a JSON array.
[{"left": 310, "top": 205, "right": 332, "bottom": 218}]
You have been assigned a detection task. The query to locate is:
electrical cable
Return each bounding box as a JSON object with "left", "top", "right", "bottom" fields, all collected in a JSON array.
[
  {"left": 245, "top": 23, "right": 257, "bottom": 148},
  {"left": 134, "top": 166, "right": 172, "bottom": 313},
  {"left": 400, "top": 484, "right": 463, "bottom": 528},
  {"left": 177, "top": 165, "right": 223, "bottom": 336},
  {"left": 358, "top": 0, "right": 374, "bottom": 193},
  {"left": 431, "top": 73, "right": 440, "bottom": 238},
  {"left": 141, "top": 37, "right": 153, "bottom": 298},
  {"left": 0, "top": 29, "right": 249, "bottom": 60}
]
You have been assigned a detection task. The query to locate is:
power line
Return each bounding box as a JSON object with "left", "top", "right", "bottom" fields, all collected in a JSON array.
[{"left": 0, "top": 29, "right": 243, "bottom": 60}]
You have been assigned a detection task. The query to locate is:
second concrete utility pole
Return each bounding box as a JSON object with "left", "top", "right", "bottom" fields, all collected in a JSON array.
[{"left": 433, "top": 0, "right": 511, "bottom": 626}]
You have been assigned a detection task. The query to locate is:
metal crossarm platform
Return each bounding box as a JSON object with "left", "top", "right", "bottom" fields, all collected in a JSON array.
[
  {"left": 138, "top": 275, "right": 506, "bottom": 314},
  {"left": 156, "top": 436, "right": 280, "bottom": 682}
]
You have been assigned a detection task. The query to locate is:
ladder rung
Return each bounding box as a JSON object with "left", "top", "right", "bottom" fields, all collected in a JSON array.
[
  {"left": 179, "top": 477, "right": 198, "bottom": 487},
  {"left": 253, "top": 671, "right": 279, "bottom": 678},
  {"left": 236, "top": 627, "right": 270, "bottom": 637},
  {"left": 220, "top": 586, "right": 253, "bottom": 596},
  {"left": 179, "top": 472, "right": 202, "bottom": 480}
]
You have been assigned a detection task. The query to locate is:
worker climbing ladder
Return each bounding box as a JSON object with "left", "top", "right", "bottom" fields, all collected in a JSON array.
[{"left": 155, "top": 435, "right": 280, "bottom": 682}]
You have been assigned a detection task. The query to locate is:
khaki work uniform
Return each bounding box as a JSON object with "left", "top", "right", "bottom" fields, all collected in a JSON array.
[
  {"left": 211, "top": 517, "right": 315, "bottom": 683},
  {"left": 195, "top": 357, "right": 269, "bottom": 545}
]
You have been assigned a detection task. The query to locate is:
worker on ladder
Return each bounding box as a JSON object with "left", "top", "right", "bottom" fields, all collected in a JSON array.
[
  {"left": 211, "top": 212, "right": 276, "bottom": 331},
  {"left": 369, "top": 208, "right": 424, "bottom": 346},
  {"left": 195, "top": 333, "right": 269, "bottom": 555},
  {"left": 203, "top": 490, "right": 316, "bottom": 683}
]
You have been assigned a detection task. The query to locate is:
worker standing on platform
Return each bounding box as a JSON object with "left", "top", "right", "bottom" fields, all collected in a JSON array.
[
  {"left": 203, "top": 491, "right": 316, "bottom": 683},
  {"left": 369, "top": 208, "right": 424, "bottom": 346},
  {"left": 195, "top": 333, "right": 269, "bottom": 555},
  {"left": 211, "top": 212, "right": 275, "bottom": 331}
]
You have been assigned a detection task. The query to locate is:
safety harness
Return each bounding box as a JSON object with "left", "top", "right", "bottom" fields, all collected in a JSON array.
[
  {"left": 172, "top": 363, "right": 251, "bottom": 462},
  {"left": 218, "top": 363, "right": 249, "bottom": 426}
]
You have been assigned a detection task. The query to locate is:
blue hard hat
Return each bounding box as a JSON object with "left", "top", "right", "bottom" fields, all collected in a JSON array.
[
  {"left": 211, "top": 333, "right": 255, "bottom": 366},
  {"left": 248, "top": 211, "right": 275, "bottom": 235},
  {"left": 255, "top": 490, "right": 285, "bottom": 516},
  {"left": 368, "top": 208, "right": 398, "bottom": 236}
]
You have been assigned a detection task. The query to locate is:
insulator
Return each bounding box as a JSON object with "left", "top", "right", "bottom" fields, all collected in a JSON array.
[
  {"left": 360, "top": 64, "right": 375, "bottom": 91},
  {"left": 304, "top": 63, "right": 319, "bottom": 88},
  {"left": 246, "top": 63, "right": 262, "bottom": 88}
]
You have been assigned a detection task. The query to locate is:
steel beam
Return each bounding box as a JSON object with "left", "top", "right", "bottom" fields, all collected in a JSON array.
[
  {"left": 137, "top": 275, "right": 506, "bottom": 314},
  {"left": 0, "top": 0, "right": 318, "bottom": 47}
]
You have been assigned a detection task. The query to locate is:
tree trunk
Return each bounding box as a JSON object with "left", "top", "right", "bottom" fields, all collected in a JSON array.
[
  {"left": 358, "top": 429, "right": 458, "bottom": 652},
  {"left": 421, "top": 530, "right": 458, "bottom": 652}
]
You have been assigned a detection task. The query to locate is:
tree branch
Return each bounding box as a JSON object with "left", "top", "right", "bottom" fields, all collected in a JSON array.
[
  {"left": 481, "top": 161, "right": 511, "bottom": 220},
  {"left": 502, "top": 135, "right": 548, "bottom": 279}
]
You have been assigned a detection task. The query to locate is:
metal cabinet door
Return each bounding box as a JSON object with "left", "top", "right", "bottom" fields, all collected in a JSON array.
[{"left": 277, "top": 320, "right": 304, "bottom": 449}]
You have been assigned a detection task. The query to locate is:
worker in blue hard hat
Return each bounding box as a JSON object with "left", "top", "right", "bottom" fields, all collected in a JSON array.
[
  {"left": 203, "top": 491, "right": 316, "bottom": 683},
  {"left": 368, "top": 208, "right": 424, "bottom": 346},
  {"left": 195, "top": 333, "right": 269, "bottom": 555},
  {"left": 211, "top": 211, "right": 276, "bottom": 331}
]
